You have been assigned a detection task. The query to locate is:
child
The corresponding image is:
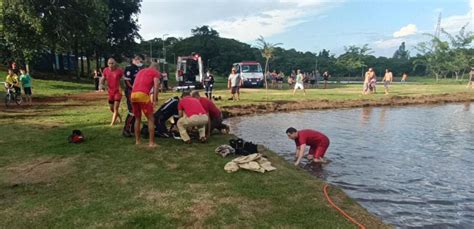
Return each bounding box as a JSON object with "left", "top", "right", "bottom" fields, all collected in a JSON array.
[{"left": 19, "top": 68, "right": 32, "bottom": 105}]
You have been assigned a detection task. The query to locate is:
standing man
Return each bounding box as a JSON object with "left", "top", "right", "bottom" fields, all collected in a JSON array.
[
  {"left": 362, "top": 68, "right": 372, "bottom": 95},
  {"left": 286, "top": 127, "right": 330, "bottom": 165},
  {"left": 467, "top": 67, "right": 474, "bottom": 89},
  {"left": 204, "top": 69, "right": 215, "bottom": 99},
  {"left": 322, "top": 71, "right": 330, "bottom": 89},
  {"left": 177, "top": 91, "right": 209, "bottom": 144},
  {"left": 123, "top": 54, "right": 144, "bottom": 137},
  {"left": 292, "top": 69, "right": 306, "bottom": 96},
  {"left": 130, "top": 62, "right": 160, "bottom": 147},
  {"left": 228, "top": 67, "right": 242, "bottom": 101},
  {"left": 382, "top": 69, "right": 393, "bottom": 95},
  {"left": 101, "top": 57, "right": 124, "bottom": 126}
]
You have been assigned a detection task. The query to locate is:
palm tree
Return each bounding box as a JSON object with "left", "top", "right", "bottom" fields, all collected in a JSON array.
[{"left": 256, "top": 36, "right": 282, "bottom": 91}]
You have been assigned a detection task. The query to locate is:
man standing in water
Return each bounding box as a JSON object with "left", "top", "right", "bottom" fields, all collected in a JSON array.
[
  {"left": 101, "top": 57, "right": 124, "bottom": 126},
  {"left": 286, "top": 127, "right": 330, "bottom": 165}
]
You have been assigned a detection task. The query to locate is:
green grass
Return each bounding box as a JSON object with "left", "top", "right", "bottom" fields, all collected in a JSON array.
[{"left": 0, "top": 88, "right": 388, "bottom": 228}]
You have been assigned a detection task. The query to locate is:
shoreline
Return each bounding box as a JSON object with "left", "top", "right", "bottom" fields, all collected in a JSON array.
[{"left": 221, "top": 92, "right": 474, "bottom": 118}]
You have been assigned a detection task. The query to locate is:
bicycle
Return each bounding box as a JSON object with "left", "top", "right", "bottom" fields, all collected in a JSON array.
[{"left": 4, "top": 83, "right": 22, "bottom": 107}]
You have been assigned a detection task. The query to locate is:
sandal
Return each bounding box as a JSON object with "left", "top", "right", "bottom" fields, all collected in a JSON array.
[
  {"left": 184, "top": 140, "right": 192, "bottom": 144},
  {"left": 199, "top": 137, "right": 207, "bottom": 143}
]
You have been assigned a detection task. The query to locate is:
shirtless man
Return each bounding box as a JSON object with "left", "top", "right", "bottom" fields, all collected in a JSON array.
[{"left": 382, "top": 69, "right": 393, "bottom": 94}]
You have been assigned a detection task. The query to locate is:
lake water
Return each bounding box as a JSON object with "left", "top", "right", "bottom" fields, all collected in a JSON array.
[{"left": 226, "top": 103, "right": 474, "bottom": 228}]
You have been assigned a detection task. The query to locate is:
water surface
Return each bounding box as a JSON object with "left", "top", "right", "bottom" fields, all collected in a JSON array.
[{"left": 227, "top": 103, "right": 474, "bottom": 228}]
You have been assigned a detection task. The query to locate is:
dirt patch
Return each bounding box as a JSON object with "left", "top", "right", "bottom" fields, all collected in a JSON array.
[
  {"left": 2, "top": 157, "right": 75, "bottom": 185},
  {"left": 221, "top": 93, "right": 474, "bottom": 118}
]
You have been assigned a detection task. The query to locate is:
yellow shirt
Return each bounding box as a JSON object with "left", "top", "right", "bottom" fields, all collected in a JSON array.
[{"left": 5, "top": 74, "right": 19, "bottom": 85}]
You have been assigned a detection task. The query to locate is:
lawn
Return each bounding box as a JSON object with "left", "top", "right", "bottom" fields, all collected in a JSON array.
[{"left": 0, "top": 79, "right": 389, "bottom": 228}]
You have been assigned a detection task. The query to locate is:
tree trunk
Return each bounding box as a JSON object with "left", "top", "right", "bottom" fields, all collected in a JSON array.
[
  {"left": 58, "top": 53, "right": 65, "bottom": 74},
  {"left": 96, "top": 53, "right": 100, "bottom": 70},
  {"left": 50, "top": 49, "right": 56, "bottom": 73},
  {"left": 66, "top": 52, "right": 71, "bottom": 74},
  {"left": 74, "top": 41, "right": 80, "bottom": 79},
  {"left": 86, "top": 52, "right": 91, "bottom": 78},
  {"left": 80, "top": 51, "right": 85, "bottom": 79}
]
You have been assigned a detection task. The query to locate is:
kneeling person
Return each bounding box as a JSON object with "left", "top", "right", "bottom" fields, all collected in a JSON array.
[
  {"left": 177, "top": 91, "right": 209, "bottom": 143},
  {"left": 286, "top": 127, "right": 330, "bottom": 165},
  {"left": 131, "top": 62, "right": 160, "bottom": 147},
  {"left": 191, "top": 91, "right": 229, "bottom": 137}
]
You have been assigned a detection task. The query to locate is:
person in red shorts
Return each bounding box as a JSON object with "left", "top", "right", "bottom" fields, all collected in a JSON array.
[
  {"left": 131, "top": 62, "right": 161, "bottom": 147},
  {"left": 101, "top": 58, "right": 124, "bottom": 126},
  {"left": 286, "top": 127, "right": 330, "bottom": 165}
]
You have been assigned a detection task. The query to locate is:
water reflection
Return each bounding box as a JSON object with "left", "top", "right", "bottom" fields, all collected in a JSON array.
[
  {"left": 227, "top": 103, "right": 474, "bottom": 228},
  {"left": 360, "top": 107, "right": 373, "bottom": 127}
]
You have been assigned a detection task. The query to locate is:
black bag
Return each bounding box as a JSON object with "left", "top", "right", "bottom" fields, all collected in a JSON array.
[{"left": 229, "top": 138, "right": 258, "bottom": 155}]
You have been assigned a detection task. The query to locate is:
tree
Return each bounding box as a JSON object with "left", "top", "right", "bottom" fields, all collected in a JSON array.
[
  {"left": 1, "top": 0, "right": 44, "bottom": 71},
  {"left": 442, "top": 24, "right": 474, "bottom": 80},
  {"left": 393, "top": 42, "right": 410, "bottom": 60},
  {"left": 105, "top": 0, "right": 142, "bottom": 60},
  {"left": 256, "top": 36, "right": 282, "bottom": 90},
  {"left": 414, "top": 34, "right": 451, "bottom": 81},
  {"left": 336, "top": 44, "right": 372, "bottom": 77}
]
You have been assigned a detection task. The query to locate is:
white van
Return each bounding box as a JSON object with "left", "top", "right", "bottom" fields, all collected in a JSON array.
[
  {"left": 233, "top": 61, "right": 264, "bottom": 88},
  {"left": 175, "top": 54, "right": 204, "bottom": 90}
]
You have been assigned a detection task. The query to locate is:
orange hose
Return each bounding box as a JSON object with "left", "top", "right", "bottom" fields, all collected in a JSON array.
[{"left": 323, "top": 184, "right": 367, "bottom": 229}]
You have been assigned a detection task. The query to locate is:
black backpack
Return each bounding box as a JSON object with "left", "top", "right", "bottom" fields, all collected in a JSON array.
[{"left": 229, "top": 138, "right": 258, "bottom": 155}]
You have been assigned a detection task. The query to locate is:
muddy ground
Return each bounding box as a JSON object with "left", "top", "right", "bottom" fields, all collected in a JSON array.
[{"left": 221, "top": 92, "right": 474, "bottom": 118}]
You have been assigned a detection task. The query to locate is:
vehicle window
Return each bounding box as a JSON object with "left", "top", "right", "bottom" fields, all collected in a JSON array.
[{"left": 242, "top": 64, "right": 261, "bottom": 73}]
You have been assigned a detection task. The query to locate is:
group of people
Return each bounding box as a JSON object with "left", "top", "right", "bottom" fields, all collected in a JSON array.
[
  {"left": 4, "top": 67, "right": 33, "bottom": 105},
  {"left": 265, "top": 69, "right": 332, "bottom": 90},
  {"left": 363, "top": 68, "right": 409, "bottom": 95},
  {"left": 99, "top": 56, "right": 228, "bottom": 148}
]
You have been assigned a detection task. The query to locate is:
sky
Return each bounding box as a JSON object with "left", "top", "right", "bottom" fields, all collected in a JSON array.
[{"left": 138, "top": 0, "right": 474, "bottom": 57}]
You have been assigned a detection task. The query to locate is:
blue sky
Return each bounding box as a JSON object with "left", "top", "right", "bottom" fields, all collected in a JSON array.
[{"left": 138, "top": 0, "right": 474, "bottom": 57}]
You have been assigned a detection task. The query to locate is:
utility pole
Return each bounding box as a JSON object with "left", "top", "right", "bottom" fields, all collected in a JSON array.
[
  {"left": 162, "top": 34, "right": 169, "bottom": 69},
  {"left": 435, "top": 12, "right": 442, "bottom": 39},
  {"left": 149, "top": 41, "right": 152, "bottom": 61}
]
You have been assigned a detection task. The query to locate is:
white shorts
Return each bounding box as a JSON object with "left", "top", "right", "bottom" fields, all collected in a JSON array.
[{"left": 294, "top": 82, "right": 304, "bottom": 89}]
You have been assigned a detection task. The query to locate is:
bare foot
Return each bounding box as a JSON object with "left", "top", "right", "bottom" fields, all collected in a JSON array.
[
  {"left": 135, "top": 141, "right": 140, "bottom": 145},
  {"left": 313, "top": 158, "right": 328, "bottom": 164},
  {"left": 148, "top": 143, "right": 158, "bottom": 148}
]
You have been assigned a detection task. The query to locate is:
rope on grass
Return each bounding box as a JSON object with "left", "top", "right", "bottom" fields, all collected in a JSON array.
[{"left": 323, "top": 184, "right": 367, "bottom": 229}]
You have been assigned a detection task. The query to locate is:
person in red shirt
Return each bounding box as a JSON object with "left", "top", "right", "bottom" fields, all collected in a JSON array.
[
  {"left": 100, "top": 58, "right": 124, "bottom": 126},
  {"left": 191, "top": 90, "right": 229, "bottom": 137},
  {"left": 286, "top": 127, "right": 330, "bottom": 165},
  {"left": 131, "top": 62, "right": 161, "bottom": 147},
  {"left": 177, "top": 91, "right": 209, "bottom": 144}
]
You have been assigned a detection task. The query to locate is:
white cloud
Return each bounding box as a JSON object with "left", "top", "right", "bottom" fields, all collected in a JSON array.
[
  {"left": 441, "top": 0, "right": 474, "bottom": 32},
  {"left": 210, "top": 9, "right": 307, "bottom": 42},
  {"left": 138, "top": 0, "right": 343, "bottom": 42},
  {"left": 375, "top": 38, "right": 404, "bottom": 49},
  {"left": 393, "top": 24, "right": 418, "bottom": 38}
]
